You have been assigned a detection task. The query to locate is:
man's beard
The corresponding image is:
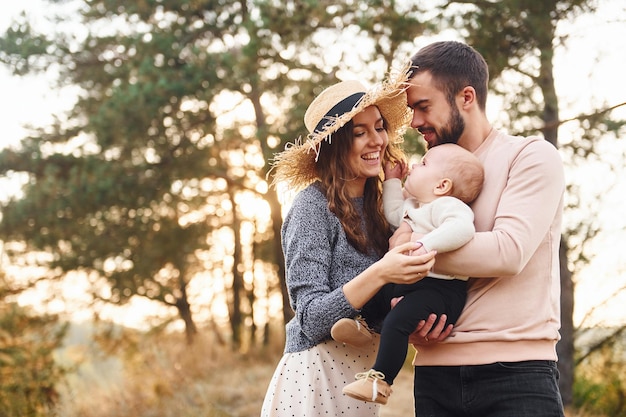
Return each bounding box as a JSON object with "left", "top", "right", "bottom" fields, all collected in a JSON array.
[{"left": 432, "top": 105, "right": 465, "bottom": 148}]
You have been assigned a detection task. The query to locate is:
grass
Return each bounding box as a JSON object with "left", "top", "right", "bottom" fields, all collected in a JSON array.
[
  {"left": 53, "top": 326, "right": 418, "bottom": 416},
  {"left": 52, "top": 326, "right": 609, "bottom": 417},
  {"left": 55, "top": 330, "right": 279, "bottom": 417}
]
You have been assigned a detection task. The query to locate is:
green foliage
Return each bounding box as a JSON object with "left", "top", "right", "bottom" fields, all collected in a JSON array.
[
  {"left": 0, "top": 14, "right": 51, "bottom": 75},
  {"left": 575, "top": 377, "right": 626, "bottom": 417},
  {"left": 574, "top": 340, "right": 626, "bottom": 417},
  {"left": 449, "top": 0, "right": 595, "bottom": 137},
  {"left": 0, "top": 300, "right": 68, "bottom": 417},
  {"left": 456, "top": 0, "right": 595, "bottom": 78}
]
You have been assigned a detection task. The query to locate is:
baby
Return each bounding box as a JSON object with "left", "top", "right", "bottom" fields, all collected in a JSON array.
[{"left": 333, "top": 143, "right": 484, "bottom": 404}]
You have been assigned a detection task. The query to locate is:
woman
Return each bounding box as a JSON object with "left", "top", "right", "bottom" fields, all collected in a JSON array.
[{"left": 261, "top": 73, "right": 437, "bottom": 416}]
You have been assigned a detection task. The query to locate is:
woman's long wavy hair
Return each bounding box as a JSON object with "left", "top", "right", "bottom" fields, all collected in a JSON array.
[{"left": 315, "top": 112, "right": 406, "bottom": 257}]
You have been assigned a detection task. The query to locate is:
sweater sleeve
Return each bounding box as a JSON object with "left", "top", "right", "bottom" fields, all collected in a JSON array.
[
  {"left": 281, "top": 188, "right": 358, "bottom": 344},
  {"left": 435, "top": 137, "right": 565, "bottom": 277},
  {"left": 382, "top": 178, "right": 406, "bottom": 227},
  {"left": 413, "top": 197, "right": 475, "bottom": 253}
]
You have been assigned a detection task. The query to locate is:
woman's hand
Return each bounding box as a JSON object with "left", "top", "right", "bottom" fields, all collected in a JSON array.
[
  {"left": 342, "top": 241, "right": 434, "bottom": 311},
  {"left": 378, "top": 242, "right": 436, "bottom": 285},
  {"left": 408, "top": 313, "right": 453, "bottom": 345}
]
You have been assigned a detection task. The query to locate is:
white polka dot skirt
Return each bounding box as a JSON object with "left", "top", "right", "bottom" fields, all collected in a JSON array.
[{"left": 261, "top": 336, "right": 381, "bottom": 416}]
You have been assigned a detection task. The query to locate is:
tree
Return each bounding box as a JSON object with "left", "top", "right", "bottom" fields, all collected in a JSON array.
[{"left": 0, "top": 0, "right": 288, "bottom": 346}]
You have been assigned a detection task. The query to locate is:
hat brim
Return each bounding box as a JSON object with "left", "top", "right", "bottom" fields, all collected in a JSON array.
[{"left": 271, "top": 67, "right": 411, "bottom": 190}]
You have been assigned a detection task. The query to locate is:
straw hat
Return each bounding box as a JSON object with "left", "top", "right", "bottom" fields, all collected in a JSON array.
[{"left": 270, "top": 67, "right": 411, "bottom": 190}]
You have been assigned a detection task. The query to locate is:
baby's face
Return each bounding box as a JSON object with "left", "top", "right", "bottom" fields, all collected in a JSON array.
[{"left": 404, "top": 147, "right": 448, "bottom": 203}]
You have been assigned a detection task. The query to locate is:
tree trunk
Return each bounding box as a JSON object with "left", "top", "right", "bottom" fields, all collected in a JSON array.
[
  {"left": 267, "top": 187, "right": 292, "bottom": 325},
  {"left": 246, "top": 77, "right": 293, "bottom": 329},
  {"left": 176, "top": 292, "right": 197, "bottom": 345},
  {"left": 557, "top": 238, "right": 575, "bottom": 407},
  {"left": 536, "top": 19, "right": 574, "bottom": 405},
  {"left": 229, "top": 188, "right": 244, "bottom": 349}
]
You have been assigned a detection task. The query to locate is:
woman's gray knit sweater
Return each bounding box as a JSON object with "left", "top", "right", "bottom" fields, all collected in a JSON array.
[{"left": 282, "top": 183, "right": 383, "bottom": 353}]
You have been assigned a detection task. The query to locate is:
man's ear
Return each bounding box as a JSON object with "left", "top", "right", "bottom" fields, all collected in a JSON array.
[
  {"left": 434, "top": 178, "right": 452, "bottom": 196},
  {"left": 460, "top": 86, "right": 476, "bottom": 110}
]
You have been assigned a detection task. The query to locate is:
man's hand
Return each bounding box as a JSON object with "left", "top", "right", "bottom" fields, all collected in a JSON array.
[{"left": 408, "top": 314, "right": 453, "bottom": 345}]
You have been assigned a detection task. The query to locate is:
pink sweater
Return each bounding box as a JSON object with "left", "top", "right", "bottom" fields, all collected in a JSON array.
[{"left": 413, "top": 128, "right": 565, "bottom": 366}]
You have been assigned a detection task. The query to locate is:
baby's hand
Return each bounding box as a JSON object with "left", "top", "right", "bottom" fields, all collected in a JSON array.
[
  {"left": 384, "top": 160, "right": 407, "bottom": 180},
  {"left": 389, "top": 222, "right": 413, "bottom": 250},
  {"left": 409, "top": 243, "right": 428, "bottom": 256}
]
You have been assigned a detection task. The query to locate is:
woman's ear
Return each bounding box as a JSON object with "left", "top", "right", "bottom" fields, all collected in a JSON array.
[{"left": 434, "top": 178, "right": 452, "bottom": 196}]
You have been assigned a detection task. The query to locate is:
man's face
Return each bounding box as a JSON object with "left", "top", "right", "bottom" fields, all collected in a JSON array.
[{"left": 406, "top": 71, "right": 465, "bottom": 149}]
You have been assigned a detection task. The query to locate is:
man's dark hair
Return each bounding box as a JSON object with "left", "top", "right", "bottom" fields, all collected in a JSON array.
[{"left": 409, "top": 41, "right": 489, "bottom": 111}]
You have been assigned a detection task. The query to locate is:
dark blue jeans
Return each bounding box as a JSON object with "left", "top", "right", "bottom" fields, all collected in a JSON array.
[{"left": 413, "top": 360, "right": 565, "bottom": 417}]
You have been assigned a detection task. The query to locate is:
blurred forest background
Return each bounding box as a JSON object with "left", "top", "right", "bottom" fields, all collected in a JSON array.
[{"left": 1, "top": 0, "right": 625, "bottom": 416}]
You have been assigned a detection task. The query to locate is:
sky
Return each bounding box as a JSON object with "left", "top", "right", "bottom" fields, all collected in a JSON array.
[
  {"left": 1, "top": 1, "right": 69, "bottom": 148},
  {"left": 1, "top": 0, "right": 625, "bottom": 328}
]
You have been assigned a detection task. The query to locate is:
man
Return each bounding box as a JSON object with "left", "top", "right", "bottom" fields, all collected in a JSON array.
[{"left": 400, "top": 41, "right": 566, "bottom": 416}]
